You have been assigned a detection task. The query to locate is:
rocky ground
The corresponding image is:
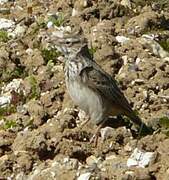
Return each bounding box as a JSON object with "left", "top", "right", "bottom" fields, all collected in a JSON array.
[{"left": 0, "top": 0, "right": 169, "bottom": 179}]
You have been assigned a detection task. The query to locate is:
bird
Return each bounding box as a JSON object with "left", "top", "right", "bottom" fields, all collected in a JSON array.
[{"left": 51, "top": 29, "right": 152, "bottom": 143}]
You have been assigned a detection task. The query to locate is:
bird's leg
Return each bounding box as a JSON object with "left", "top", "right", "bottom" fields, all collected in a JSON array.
[
  {"left": 79, "top": 117, "right": 90, "bottom": 129},
  {"left": 90, "top": 121, "right": 105, "bottom": 146}
]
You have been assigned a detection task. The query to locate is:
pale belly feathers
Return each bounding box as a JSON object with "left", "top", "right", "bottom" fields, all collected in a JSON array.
[{"left": 66, "top": 80, "right": 106, "bottom": 124}]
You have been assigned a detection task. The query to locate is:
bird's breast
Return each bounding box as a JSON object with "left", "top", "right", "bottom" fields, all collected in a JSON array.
[{"left": 66, "top": 79, "right": 103, "bottom": 117}]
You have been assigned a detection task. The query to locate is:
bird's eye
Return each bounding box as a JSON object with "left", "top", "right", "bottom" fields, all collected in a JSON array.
[{"left": 66, "top": 41, "right": 71, "bottom": 45}]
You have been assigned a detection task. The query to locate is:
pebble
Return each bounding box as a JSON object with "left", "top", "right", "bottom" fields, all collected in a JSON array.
[
  {"left": 116, "top": 35, "right": 130, "bottom": 44},
  {"left": 2, "top": 79, "right": 24, "bottom": 94},
  {"left": 78, "top": 110, "right": 87, "bottom": 121},
  {"left": 8, "top": 24, "right": 26, "bottom": 38},
  {"left": 0, "top": 8, "right": 10, "bottom": 14},
  {"left": 139, "top": 35, "right": 169, "bottom": 58},
  {"left": 100, "top": 127, "right": 115, "bottom": 141},
  {"left": 77, "top": 172, "right": 91, "bottom": 180},
  {"left": 51, "top": 26, "right": 72, "bottom": 38},
  {"left": 72, "top": 8, "right": 79, "bottom": 16},
  {"left": 127, "top": 148, "right": 156, "bottom": 168},
  {"left": 105, "top": 154, "right": 117, "bottom": 161},
  {"left": 47, "top": 21, "right": 53, "bottom": 28},
  {"left": 121, "top": 55, "right": 128, "bottom": 65},
  {"left": 124, "top": 143, "right": 132, "bottom": 152},
  {"left": 0, "top": 94, "right": 11, "bottom": 107},
  {"left": 0, "top": 0, "right": 8, "bottom": 5},
  {"left": 121, "top": 0, "right": 132, "bottom": 9},
  {"left": 86, "top": 155, "right": 100, "bottom": 166},
  {"left": 17, "top": 104, "right": 28, "bottom": 115},
  {"left": 25, "top": 48, "right": 34, "bottom": 56},
  {"left": 0, "top": 18, "right": 15, "bottom": 30}
]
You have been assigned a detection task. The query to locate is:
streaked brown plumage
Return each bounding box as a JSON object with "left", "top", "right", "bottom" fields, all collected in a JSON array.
[{"left": 52, "top": 31, "right": 151, "bottom": 142}]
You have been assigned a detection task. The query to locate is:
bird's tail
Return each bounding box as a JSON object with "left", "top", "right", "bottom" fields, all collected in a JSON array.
[{"left": 125, "top": 111, "right": 153, "bottom": 135}]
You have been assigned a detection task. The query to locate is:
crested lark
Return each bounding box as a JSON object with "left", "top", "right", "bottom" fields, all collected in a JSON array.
[{"left": 52, "top": 30, "right": 151, "bottom": 143}]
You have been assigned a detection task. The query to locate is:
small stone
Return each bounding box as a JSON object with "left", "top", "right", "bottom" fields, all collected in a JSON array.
[
  {"left": 139, "top": 36, "right": 169, "bottom": 58},
  {"left": 17, "top": 104, "right": 28, "bottom": 115},
  {"left": 72, "top": 0, "right": 89, "bottom": 16},
  {"left": 143, "top": 90, "right": 148, "bottom": 99},
  {"left": 105, "top": 154, "right": 117, "bottom": 161},
  {"left": 77, "top": 172, "right": 91, "bottom": 180},
  {"left": 100, "top": 127, "right": 115, "bottom": 141},
  {"left": 86, "top": 155, "right": 100, "bottom": 166},
  {"left": 25, "top": 48, "right": 34, "bottom": 55},
  {"left": 116, "top": 35, "right": 130, "bottom": 44},
  {"left": 121, "top": 0, "right": 132, "bottom": 9},
  {"left": 0, "top": 0, "right": 8, "bottom": 5},
  {"left": 72, "top": 8, "right": 79, "bottom": 16},
  {"left": 47, "top": 21, "right": 53, "bottom": 28},
  {"left": 78, "top": 110, "right": 86, "bottom": 120},
  {"left": 8, "top": 24, "right": 26, "bottom": 38},
  {"left": 0, "top": 8, "right": 10, "bottom": 14},
  {"left": 127, "top": 148, "right": 156, "bottom": 168},
  {"left": 0, "top": 94, "right": 11, "bottom": 107},
  {"left": 124, "top": 143, "right": 132, "bottom": 152},
  {"left": 2, "top": 79, "right": 24, "bottom": 94},
  {"left": 0, "top": 154, "right": 8, "bottom": 162},
  {"left": 62, "top": 157, "right": 79, "bottom": 170},
  {"left": 0, "top": 18, "right": 14, "bottom": 29}
]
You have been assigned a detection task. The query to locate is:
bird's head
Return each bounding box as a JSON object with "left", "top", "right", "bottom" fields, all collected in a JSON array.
[{"left": 49, "top": 28, "right": 87, "bottom": 58}]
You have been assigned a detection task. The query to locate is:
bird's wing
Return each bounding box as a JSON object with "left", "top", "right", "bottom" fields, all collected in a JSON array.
[{"left": 79, "top": 61, "right": 133, "bottom": 114}]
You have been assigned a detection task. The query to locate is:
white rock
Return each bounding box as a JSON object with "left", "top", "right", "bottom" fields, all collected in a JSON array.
[
  {"left": 47, "top": 21, "right": 53, "bottom": 28},
  {"left": 78, "top": 110, "right": 87, "bottom": 120},
  {"left": 2, "top": 79, "right": 24, "bottom": 94},
  {"left": 51, "top": 26, "right": 72, "bottom": 39},
  {"left": 17, "top": 104, "right": 28, "bottom": 114},
  {"left": 163, "top": 57, "right": 169, "bottom": 62},
  {"left": 142, "top": 34, "right": 159, "bottom": 41},
  {"left": 139, "top": 35, "right": 169, "bottom": 58},
  {"left": 105, "top": 154, "right": 116, "bottom": 161},
  {"left": 77, "top": 172, "right": 91, "bottom": 180},
  {"left": 0, "top": 94, "right": 11, "bottom": 107},
  {"left": 0, "top": 18, "right": 15, "bottom": 30},
  {"left": 8, "top": 24, "right": 26, "bottom": 38},
  {"left": 100, "top": 127, "right": 114, "bottom": 141},
  {"left": 72, "top": 8, "right": 79, "bottom": 16},
  {"left": 121, "top": 0, "right": 132, "bottom": 9},
  {"left": 135, "top": 57, "right": 141, "bottom": 65},
  {"left": 143, "top": 90, "right": 148, "bottom": 99},
  {"left": 25, "top": 48, "right": 34, "bottom": 55},
  {"left": 15, "top": 24, "right": 26, "bottom": 34},
  {"left": 122, "top": 55, "right": 128, "bottom": 65},
  {"left": 63, "top": 157, "right": 69, "bottom": 163},
  {"left": 86, "top": 155, "right": 100, "bottom": 166},
  {"left": 125, "top": 171, "right": 135, "bottom": 176},
  {"left": 116, "top": 36, "right": 130, "bottom": 44},
  {"left": 124, "top": 143, "right": 132, "bottom": 152},
  {"left": 15, "top": 172, "right": 25, "bottom": 180},
  {"left": 127, "top": 148, "right": 156, "bottom": 168},
  {"left": 0, "top": 119, "right": 5, "bottom": 126},
  {"left": 0, "top": 0, "right": 8, "bottom": 5},
  {"left": 52, "top": 30, "right": 64, "bottom": 38},
  {"left": 63, "top": 26, "right": 72, "bottom": 32}
]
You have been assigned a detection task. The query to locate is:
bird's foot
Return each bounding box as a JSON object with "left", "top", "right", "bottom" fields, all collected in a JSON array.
[
  {"left": 90, "top": 132, "right": 99, "bottom": 147},
  {"left": 89, "top": 123, "right": 104, "bottom": 146},
  {"left": 79, "top": 118, "right": 90, "bottom": 130}
]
